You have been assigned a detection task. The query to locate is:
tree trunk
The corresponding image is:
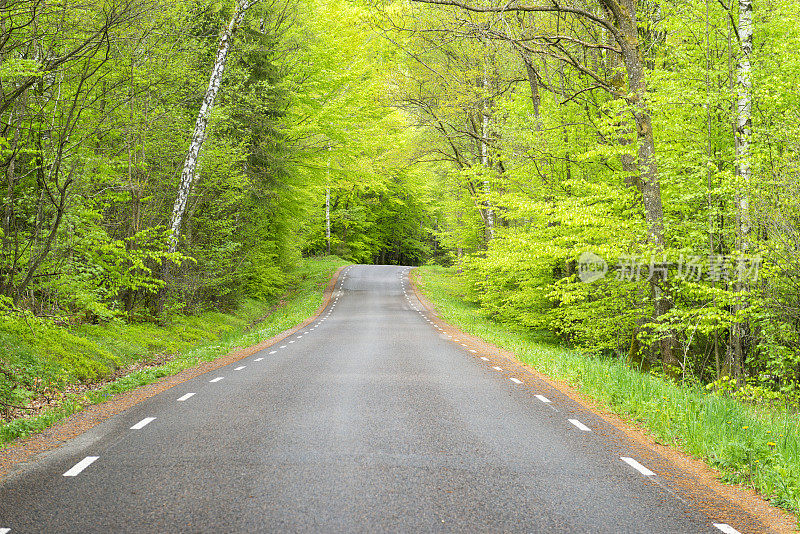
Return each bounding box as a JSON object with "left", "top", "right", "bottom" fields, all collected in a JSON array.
[
  {"left": 165, "top": 0, "right": 253, "bottom": 254},
  {"left": 326, "top": 144, "right": 331, "bottom": 255},
  {"left": 158, "top": 0, "right": 254, "bottom": 315},
  {"left": 728, "top": 0, "right": 753, "bottom": 382},
  {"left": 617, "top": 0, "right": 678, "bottom": 369}
]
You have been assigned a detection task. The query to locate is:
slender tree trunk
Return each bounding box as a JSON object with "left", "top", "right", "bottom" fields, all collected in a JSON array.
[
  {"left": 326, "top": 144, "right": 331, "bottom": 255},
  {"left": 729, "top": 0, "right": 753, "bottom": 383},
  {"left": 166, "top": 0, "right": 253, "bottom": 254},
  {"left": 481, "top": 56, "right": 494, "bottom": 243},
  {"left": 158, "top": 0, "right": 255, "bottom": 315}
]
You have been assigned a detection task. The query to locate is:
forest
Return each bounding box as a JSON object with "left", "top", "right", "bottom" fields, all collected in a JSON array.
[{"left": 2, "top": 0, "right": 800, "bottom": 428}]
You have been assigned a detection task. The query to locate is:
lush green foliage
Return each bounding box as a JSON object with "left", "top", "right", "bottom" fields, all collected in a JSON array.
[
  {"left": 416, "top": 265, "right": 800, "bottom": 514},
  {"left": 387, "top": 0, "right": 800, "bottom": 401}
]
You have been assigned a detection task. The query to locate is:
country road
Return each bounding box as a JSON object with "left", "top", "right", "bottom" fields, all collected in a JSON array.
[{"left": 0, "top": 265, "right": 771, "bottom": 533}]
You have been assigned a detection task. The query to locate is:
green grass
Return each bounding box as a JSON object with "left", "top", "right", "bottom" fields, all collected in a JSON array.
[
  {"left": 0, "top": 255, "right": 348, "bottom": 446},
  {"left": 415, "top": 265, "right": 800, "bottom": 516}
]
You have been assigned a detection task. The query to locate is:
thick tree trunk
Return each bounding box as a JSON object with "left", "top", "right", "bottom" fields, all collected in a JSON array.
[{"left": 617, "top": 1, "right": 679, "bottom": 369}]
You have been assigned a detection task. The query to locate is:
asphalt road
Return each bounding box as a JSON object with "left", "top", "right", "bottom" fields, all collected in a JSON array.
[{"left": 0, "top": 265, "right": 760, "bottom": 533}]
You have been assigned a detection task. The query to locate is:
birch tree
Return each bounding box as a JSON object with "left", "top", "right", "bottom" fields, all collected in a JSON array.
[
  {"left": 728, "top": 0, "right": 753, "bottom": 380},
  {"left": 165, "top": 0, "right": 258, "bottom": 255}
]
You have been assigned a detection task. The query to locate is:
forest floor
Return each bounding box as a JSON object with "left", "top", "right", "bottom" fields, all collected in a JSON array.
[
  {"left": 413, "top": 265, "right": 800, "bottom": 529},
  {"left": 0, "top": 256, "right": 348, "bottom": 447}
]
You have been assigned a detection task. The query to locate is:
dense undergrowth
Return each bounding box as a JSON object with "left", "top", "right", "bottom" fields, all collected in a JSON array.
[
  {"left": 0, "top": 256, "right": 347, "bottom": 446},
  {"left": 415, "top": 265, "right": 800, "bottom": 517}
]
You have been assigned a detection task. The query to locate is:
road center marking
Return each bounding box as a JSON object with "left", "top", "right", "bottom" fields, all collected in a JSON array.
[
  {"left": 177, "top": 393, "right": 195, "bottom": 402},
  {"left": 535, "top": 395, "right": 551, "bottom": 403},
  {"left": 63, "top": 456, "right": 98, "bottom": 477},
  {"left": 509, "top": 377, "right": 522, "bottom": 384},
  {"left": 620, "top": 457, "right": 655, "bottom": 476},
  {"left": 130, "top": 417, "right": 156, "bottom": 430},
  {"left": 209, "top": 377, "right": 224, "bottom": 383},
  {"left": 234, "top": 366, "right": 246, "bottom": 371},
  {"left": 568, "top": 419, "right": 592, "bottom": 432},
  {"left": 713, "top": 524, "right": 742, "bottom": 534}
]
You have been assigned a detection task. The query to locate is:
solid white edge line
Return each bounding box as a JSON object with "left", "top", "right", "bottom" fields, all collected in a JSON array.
[
  {"left": 509, "top": 377, "right": 522, "bottom": 384},
  {"left": 130, "top": 417, "right": 156, "bottom": 430},
  {"left": 177, "top": 392, "right": 195, "bottom": 402},
  {"left": 568, "top": 419, "right": 592, "bottom": 432},
  {"left": 713, "top": 524, "right": 742, "bottom": 534},
  {"left": 234, "top": 366, "right": 246, "bottom": 371},
  {"left": 535, "top": 394, "right": 551, "bottom": 403},
  {"left": 620, "top": 457, "right": 656, "bottom": 477},
  {"left": 63, "top": 456, "right": 99, "bottom": 477},
  {"left": 254, "top": 357, "right": 263, "bottom": 362},
  {"left": 209, "top": 377, "right": 224, "bottom": 383}
]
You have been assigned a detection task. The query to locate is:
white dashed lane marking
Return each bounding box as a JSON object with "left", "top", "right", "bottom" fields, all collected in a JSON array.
[
  {"left": 0, "top": 527, "right": 10, "bottom": 533},
  {"left": 568, "top": 419, "right": 592, "bottom": 432},
  {"left": 269, "top": 350, "right": 277, "bottom": 354},
  {"left": 713, "top": 524, "right": 742, "bottom": 534},
  {"left": 254, "top": 357, "right": 263, "bottom": 362},
  {"left": 177, "top": 393, "right": 195, "bottom": 402},
  {"left": 234, "top": 366, "right": 246, "bottom": 371},
  {"left": 130, "top": 417, "right": 156, "bottom": 430},
  {"left": 279, "top": 345, "right": 287, "bottom": 349},
  {"left": 480, "top": 357, "right": 489, "bottom": 361},
  {"left": 535, "top": 395, "right": 551, "bottom": 404},
  {"left": 492, "top": 366, "right": 503, "bottom": 371},
  {"left": 209, "top": 377, "right": 224, "bottom": 383},
  {"left": 63, "top": 456, "right": 99, "bottom": 477},
  {"left": 620, "top": 457, "right": 656, "bottom": 477},
  {"left": 509, "top": 377, "right": 522, "bottom": 384}
]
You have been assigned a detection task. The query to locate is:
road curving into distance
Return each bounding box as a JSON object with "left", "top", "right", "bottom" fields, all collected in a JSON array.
[{"left": 0, "top": 265, "right": 779, "bottom": 533}]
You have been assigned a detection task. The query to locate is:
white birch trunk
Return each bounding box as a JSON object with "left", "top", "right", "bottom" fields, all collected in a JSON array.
[
  {"left": 729, "top": 0, "right": 753, "bottom": 382},
  {"left": 482, "top": 58, "right": 494, "bottom": 241},
  {"left": 167, "top": 0, "right": 254, "bottom": 253},
  {"left": 735, "top": 0, "right": 752, "bottom": 252}
]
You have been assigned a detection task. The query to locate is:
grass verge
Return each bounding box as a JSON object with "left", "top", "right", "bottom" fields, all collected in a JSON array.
[
  {"left": 414, "top": 265, "right": 800, "bottom": 516},
  {"left": 0, "top": 255, "right": 347, "bottom": 447}
]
